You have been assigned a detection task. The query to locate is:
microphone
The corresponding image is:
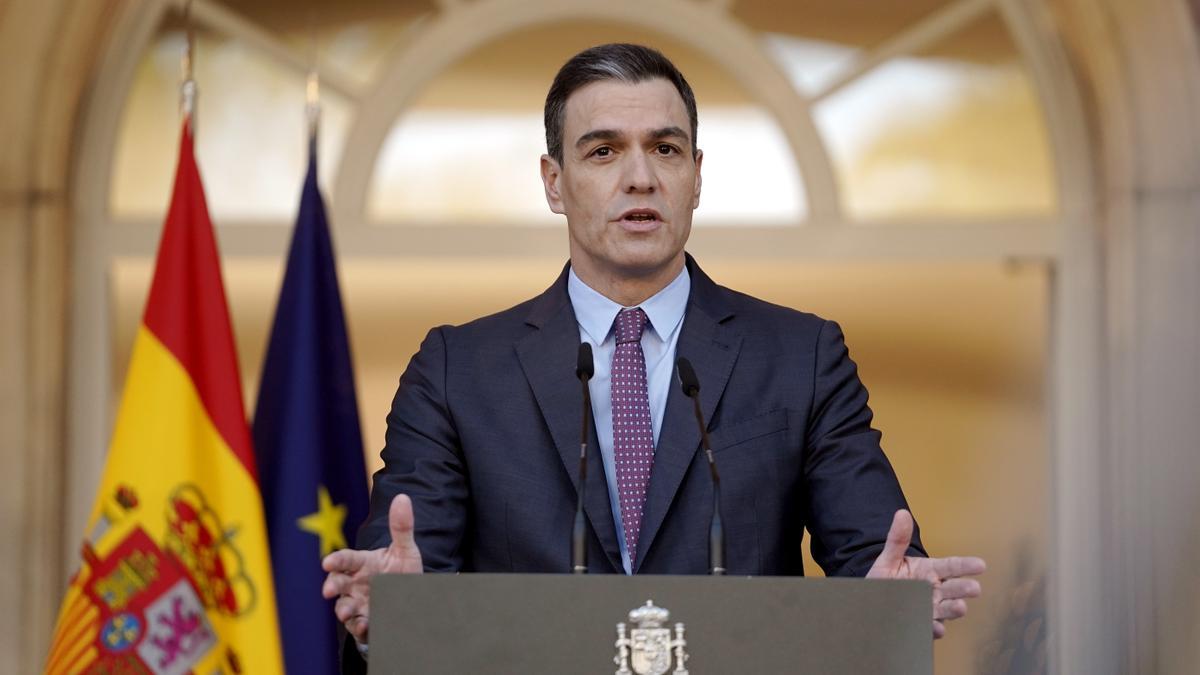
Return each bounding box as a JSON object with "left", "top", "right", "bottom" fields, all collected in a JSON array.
[
  {"left": 676, "top": 357, "right": 725, "bottom": 575},
  {"left": 572, "top": 343, "right": 594, "bottom": 574}
]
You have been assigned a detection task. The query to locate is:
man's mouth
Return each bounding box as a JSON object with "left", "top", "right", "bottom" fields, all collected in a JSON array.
[{"left": 619, "top": 209, "right": 662, "bottom": 224}]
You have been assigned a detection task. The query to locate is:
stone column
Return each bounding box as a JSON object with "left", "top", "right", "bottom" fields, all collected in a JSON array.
[
  {"left": 1051, "top": 0, "right": 1200, "bottom": 672},
  {"left": 0, "top": 0, "right": 120, "bottom": 670}
]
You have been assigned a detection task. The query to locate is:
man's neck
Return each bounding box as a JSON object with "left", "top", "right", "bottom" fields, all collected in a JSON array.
[{"left": 570, "top": 255, "right": 686, "bottom": 307}]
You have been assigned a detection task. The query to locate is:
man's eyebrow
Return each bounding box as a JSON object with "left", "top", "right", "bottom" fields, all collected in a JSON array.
[
  {"left": 574, "top": 129, "right": 621, "bottom": 149},
  {"left": 574, "top": 127, "right": 690, "bottom": 150},
  {"left": 649, "top": 126, "right": 689, "bottom": 142}
]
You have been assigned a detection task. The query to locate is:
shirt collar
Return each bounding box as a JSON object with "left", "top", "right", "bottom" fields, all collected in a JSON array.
[{"left": 568, "top": 264, "right": 691, "bottom": 344}]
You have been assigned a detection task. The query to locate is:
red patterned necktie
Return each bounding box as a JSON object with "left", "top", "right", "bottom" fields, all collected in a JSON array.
[{"left": 612, "top": 307, "right": 654, "bottom": 566}]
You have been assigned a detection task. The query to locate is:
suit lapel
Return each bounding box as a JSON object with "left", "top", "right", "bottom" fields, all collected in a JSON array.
[
  {"left": 634, "top": 258, "right": 741, "bottom": 571},
  {"left": 515, "top": 266, "right": 622, "bottom": 572}
]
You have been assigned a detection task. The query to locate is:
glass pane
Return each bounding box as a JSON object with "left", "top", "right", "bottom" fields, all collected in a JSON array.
[
  {"left": 367, "top": 20, "right": 805, "bottom": 226},
  {"left": 736, "top": 0, "right": 957, "bottom": 49},
  {"left": 811, "top": 11, "right": 1057, "bottom": 220},
  {"left": 110, "top": 26, "right": 353, "bottom": 221},
  {"left": 694, "top": 107, "right": 804, "bottom": 225},
  {"left": 762, "top": 32, "right": 860, "bottom": 98},
  {"left": 211, "top": 0, "right": 435, "bottom": 89},
  {"left": 371, "top": 110, "right": 559, "bottom": 226}
]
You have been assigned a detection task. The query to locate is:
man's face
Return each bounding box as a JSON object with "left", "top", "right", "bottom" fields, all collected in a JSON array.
[{"left": 541, "top": 78, "right": 702, "bottom": 281}]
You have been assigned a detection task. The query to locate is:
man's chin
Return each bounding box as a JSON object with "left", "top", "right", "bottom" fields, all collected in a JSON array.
[{"left": 605, "top": 249, "right": 685, "bottom": 280}]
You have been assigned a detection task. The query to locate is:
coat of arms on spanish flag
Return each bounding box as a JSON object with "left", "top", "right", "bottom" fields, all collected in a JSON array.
[{"left": 45, "top": 121, "right": 284, "bottom": 674}]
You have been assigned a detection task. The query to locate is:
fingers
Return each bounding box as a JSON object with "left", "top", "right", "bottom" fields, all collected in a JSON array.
[
  {"left": 384, "top": 494, "right": 425, "bottom": 574},
  {"left": 866, "top": 509, "right": 913, "bottom": 578},
  {"left": 388, "top": 494, "right": 418, "bottom": 553},
  {"left": 322, "top": 571, "right": 351, "bottom": 600},
  {"left": 335, "top": 595, "right": 370, "bottom": 642},
  {"left": 321, "top": 548, "right": 376, "bottom": 600},
  {"left": 324, "top": 494, "right": 423, "bottom": 646},
  {"left": 322, "top": 497, "right": 423, "bottom": 649},
  {"left": 931, "top": 555, "right": 987, "bottom": 580},
  {"left": 347, "top": 615, "right": 370, "bottom": 643},
  {"left": 934, "top": 598, "right": 969, "bottom": 621},
  {"left": 882, "top": 509, "right": 914, "bottom": 562},
  {"left": 323, "top": 548, "right": 368, "bottom": 575},
  {"left": 328, "top": 562, "right": 375, "bottom": 647},
  {"left": 334, "top": 593, "right": 364, "bottom": 624},
  {"left": 932, "top": 620, "right": 946, "bottom": 640},
  {"left": 928, "top": 573, "right": 979, "bottom": 629},
  {"left": 938, "top": 577, "right": 982, "bottom": 601}
]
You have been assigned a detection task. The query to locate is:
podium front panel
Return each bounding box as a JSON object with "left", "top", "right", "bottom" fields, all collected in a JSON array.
[{"left": 372, "top": 573, "right": 931, "bottom": 673}]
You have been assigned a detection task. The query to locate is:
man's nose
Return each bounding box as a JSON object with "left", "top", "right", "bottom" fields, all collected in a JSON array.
[{"left": 622, "top": 152, "right": 657, "bottom": 193}]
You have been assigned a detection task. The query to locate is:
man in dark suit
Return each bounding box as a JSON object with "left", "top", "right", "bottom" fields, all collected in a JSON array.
[{"left": 323, "top": 43, "right": 985, "bottom": 663}]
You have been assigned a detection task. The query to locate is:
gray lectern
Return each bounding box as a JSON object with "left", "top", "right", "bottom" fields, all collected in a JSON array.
[{"left": 370, "top": 574, "right": 931, "bottom": 673}]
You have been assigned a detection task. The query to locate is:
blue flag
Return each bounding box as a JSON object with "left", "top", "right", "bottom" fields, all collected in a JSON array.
[{"left": 253, "top": 143, "right": 369, "bottom": 674}]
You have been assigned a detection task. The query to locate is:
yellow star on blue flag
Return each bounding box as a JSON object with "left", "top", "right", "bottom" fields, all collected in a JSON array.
[{"left": 296, "top": 485, "right": 347, "bottom": 556}]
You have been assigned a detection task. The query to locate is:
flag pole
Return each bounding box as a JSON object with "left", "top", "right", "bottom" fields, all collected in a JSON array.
[
  {"left": 306, "top": 71, "right": 320, "bottom": 149},
  {"left": 180, "top": 0, "right": 198, "bottom": 133},
  {"left": 305, "top": 11, "right": 320, "bottom": 150}
]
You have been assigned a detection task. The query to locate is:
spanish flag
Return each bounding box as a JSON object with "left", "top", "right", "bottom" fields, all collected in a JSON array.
[{"left": 45, "top": 122, "right": 284, "bottom": 674}]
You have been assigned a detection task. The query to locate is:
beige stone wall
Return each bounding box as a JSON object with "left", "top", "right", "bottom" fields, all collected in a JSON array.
[
  {"left": 1049, "top": 0, "right": 1200, "bottom": 672},
  {"left": 0, "top": 1, "right": 122, "bottom": 671}
]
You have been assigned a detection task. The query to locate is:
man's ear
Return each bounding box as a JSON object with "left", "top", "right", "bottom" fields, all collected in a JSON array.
[
  {"left": 692, "top": 148, "right": 703, "bottom": 209},
  {"left": 541, "top": 154, "right": 565, "bottom": 215}
]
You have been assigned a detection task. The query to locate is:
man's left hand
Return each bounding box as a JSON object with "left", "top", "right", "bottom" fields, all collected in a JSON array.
[{"left": 866, "top": 509, "right": 986, "bottom": 639}]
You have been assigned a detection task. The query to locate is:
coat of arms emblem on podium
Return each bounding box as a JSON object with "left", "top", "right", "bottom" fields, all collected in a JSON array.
[{"left": 615, "top": 600, "right": 689, "bottom": 675}]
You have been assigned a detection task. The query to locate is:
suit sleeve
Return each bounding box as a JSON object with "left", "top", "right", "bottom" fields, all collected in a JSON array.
[
  {"left": 356, "top": 326, "right": 469, "bottom": 572},
  {"left": 803, "top": 319, "right": 926, "bottom": 576}
]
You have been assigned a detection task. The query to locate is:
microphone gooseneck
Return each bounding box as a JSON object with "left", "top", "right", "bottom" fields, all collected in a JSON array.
[
  {"left": 676, "top": 356, "right": 725, "bottom": 575},
  {"left": 572, "top": 343, "right": 594, "bottom": 574}
]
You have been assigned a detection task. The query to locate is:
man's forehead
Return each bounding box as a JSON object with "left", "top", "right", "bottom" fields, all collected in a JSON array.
[{"left": 563, "top": 78, "right": 690, "bottom": 130}]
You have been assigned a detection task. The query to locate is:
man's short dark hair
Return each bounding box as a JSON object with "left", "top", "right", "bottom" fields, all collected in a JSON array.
[{"left": 544, "top": 43, "right": 699, "bottom": 164}]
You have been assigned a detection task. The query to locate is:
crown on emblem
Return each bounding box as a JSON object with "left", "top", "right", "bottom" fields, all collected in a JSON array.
[{"left": 628, "top": 600, "right": 670, "bottom": 628}]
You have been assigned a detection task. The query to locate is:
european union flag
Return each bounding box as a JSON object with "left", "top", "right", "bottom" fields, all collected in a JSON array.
[{"left": 253, "top": 142, "right": 369, "bottom": 674}]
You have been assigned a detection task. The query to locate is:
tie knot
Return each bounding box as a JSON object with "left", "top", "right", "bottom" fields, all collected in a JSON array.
[{"left": 614, "top": 308, "right": 648, "bottom": 345}]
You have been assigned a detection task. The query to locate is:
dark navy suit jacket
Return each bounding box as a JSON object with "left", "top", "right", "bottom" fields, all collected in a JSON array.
[{"left": 357, "top": 255, "right": 923, "bottom": 575}]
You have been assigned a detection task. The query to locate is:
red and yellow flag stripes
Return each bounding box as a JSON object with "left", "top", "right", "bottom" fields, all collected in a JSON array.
[{"left": 46, "top": 123, "right": 283, "bottom": 675}]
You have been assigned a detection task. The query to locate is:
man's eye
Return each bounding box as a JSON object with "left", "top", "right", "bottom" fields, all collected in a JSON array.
[
  {"left": 656, "top": 144, "right": 676, "bottom": 155},
  {"left": 592, "top": 147, "right": 611, "bottom": 157}
]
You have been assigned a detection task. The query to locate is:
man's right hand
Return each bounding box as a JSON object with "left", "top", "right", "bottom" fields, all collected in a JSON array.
[{"left": 321, "top": 494, "right": 424, "bottom": 645}]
